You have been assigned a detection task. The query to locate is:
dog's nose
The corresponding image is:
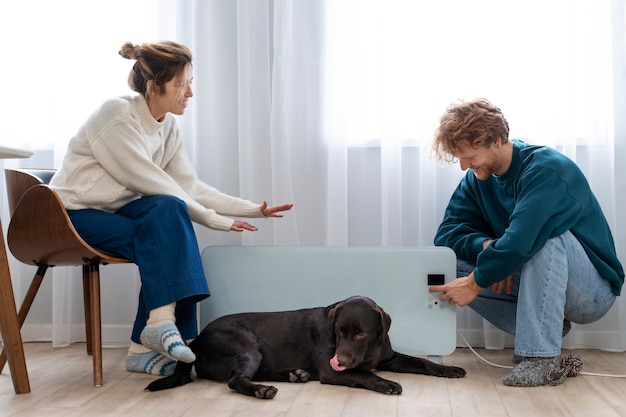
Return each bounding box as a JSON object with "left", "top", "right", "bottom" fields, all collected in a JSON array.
[
  {"left": 330, "top": 355, "right": 346, "bottom": 371},
  {"left": 337, "top": 354, "right": 358, "bottom": 368}
]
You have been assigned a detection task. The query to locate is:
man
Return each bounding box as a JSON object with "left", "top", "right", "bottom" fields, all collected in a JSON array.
[{"left": 429, "top": 98, "right": 624, "bottom": 386}]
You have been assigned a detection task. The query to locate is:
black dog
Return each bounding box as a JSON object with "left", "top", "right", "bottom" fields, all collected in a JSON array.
[{"left": 145, "top": 296, "right": 466, "bottom": 398}]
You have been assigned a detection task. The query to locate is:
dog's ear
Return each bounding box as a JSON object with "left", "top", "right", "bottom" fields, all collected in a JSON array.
[
  {"left": 377, "top": 306, "right": 392, "bottom": 340},
  {"left": 326, "top": 301, "right": 343, "bottom": 338}
]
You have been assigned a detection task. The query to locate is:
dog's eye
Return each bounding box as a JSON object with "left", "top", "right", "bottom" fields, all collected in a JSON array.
[{"left": 355, "top": 332, "right": 368, "bottom": 340}]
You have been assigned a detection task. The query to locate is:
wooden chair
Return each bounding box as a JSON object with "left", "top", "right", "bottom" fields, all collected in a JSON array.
[{"left": 1, "top": 168, "right": 131, "bottom": 387}]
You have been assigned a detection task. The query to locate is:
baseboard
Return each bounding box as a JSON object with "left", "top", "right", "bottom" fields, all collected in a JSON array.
[{"left": 7, "top": 323, "right": 132, "bottom": 348}]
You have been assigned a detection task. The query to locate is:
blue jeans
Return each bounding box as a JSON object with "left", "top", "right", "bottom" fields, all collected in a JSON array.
[
  {"left": 68, "top": 195, "right": 210, "bottom": 344},
  {"left": 460, "top": 230, "right": 615, "bottom": 358}
]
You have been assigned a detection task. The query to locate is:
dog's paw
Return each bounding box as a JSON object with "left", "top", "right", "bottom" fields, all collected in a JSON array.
[
  {"left": 443, "top": 366, "right": 467, "bottom": 378},
  {"left": 255, "top": 384, "right": 278, "bottom": 399},
  {"left": 373, "top": 379, "right": 403, "bottom": 395},
  {"left": 289, "top": 369, "right": 311, "bottom": 383}
]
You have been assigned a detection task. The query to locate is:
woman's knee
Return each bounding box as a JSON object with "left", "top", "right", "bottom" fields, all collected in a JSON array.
[
  {"left": 118, "top": 195, "right": 189, "bottom": 220},
  {"left": 144, "top": 195, "right": 188, "bottom": 213}
]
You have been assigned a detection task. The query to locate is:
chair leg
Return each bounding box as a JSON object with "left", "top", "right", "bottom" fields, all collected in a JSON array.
[
  {"left": 82, "top": 265, "right": 92, "bottom": 356},
  {"left": 0, "top": 265, "right": 48, "bottom": 373},
  {"left": 87, "top": 263, "right": 103, "bottom": 387},
  {"left": 0, "top": 242, "right": 30, "bottom": 394}
]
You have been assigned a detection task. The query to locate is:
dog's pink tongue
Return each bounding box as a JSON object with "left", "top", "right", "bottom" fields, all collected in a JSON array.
[{"left": 330, "top": 355, "right": 346, "bottom": 372}]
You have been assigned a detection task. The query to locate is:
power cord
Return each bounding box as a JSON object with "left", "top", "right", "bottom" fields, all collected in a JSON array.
[{"left": 456, "top": 330, "right": 626, "bottom": 382}]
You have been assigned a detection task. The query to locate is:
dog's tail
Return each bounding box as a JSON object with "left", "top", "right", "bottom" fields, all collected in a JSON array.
[{"left": 145, "top": 360, "right": 194, "bottom": 392}]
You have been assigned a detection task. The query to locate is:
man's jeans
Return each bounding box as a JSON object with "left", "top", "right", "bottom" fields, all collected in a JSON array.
[{"left": 459, "top": 230, "right": 615, "bottom": 358}]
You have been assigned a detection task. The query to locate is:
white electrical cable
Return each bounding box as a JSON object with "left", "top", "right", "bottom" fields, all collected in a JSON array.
[{"left": 457, "top": 330, "right": 626, "bottom": 378}]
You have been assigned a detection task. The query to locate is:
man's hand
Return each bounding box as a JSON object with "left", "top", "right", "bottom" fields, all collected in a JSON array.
[
  {"left": 429, "top": 273, "right": 483, "bottom": 307},
  {"left": 480, "top": 238, "right": 515, "bottom": 294},
  {"left": 491, "top": 275, "right": 515, "bottom": 295}
]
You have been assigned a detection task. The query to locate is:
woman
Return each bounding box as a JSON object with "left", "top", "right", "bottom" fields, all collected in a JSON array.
[{"left": 50, "top": 41, "right": 293, "bottom": 376}]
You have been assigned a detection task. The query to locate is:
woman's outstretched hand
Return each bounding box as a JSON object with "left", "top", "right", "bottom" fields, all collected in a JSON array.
[
  {"left": 260, "top": 200, "right": 294, "bottom": 217},
  {"left": 230, "top": 201, "right": 294, "bottom": 232}
]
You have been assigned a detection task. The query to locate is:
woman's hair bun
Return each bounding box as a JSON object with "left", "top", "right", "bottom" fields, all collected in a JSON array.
[{"left": 119, "top": 42, "right": 137, "bottom": 60}]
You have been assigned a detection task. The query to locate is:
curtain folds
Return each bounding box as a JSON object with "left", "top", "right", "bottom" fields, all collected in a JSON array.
[
  {"left": 2, "top": 0, "right": 623, "bottom": 350},
  {"left": 185, "top": 0, "right": 626, "bottom": 351}
]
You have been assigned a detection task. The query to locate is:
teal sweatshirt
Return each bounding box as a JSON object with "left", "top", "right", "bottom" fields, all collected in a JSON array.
[{"left": 434, "top": 140, "right": 624, "bottom": 295}]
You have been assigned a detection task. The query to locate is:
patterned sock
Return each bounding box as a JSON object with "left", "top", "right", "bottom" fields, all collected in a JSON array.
[
  {"left": 140, "top": 303, "right": 196, "bottom": 363},
  {"left": 126, "top": 342, "right": 177, "bottom": 376},
  {"left": 502, "top": 357, "right": 561, "bottom": 387},
  {"left": 128, "top": 341, "right": 152, "bottom": 356}
]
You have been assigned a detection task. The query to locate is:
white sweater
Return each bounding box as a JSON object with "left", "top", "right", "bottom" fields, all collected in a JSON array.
[{"left": 50, "top": 95, "right": 262, "bottom": 231}]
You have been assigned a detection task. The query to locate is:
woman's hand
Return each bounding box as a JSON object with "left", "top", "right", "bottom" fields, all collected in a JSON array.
[
  {"left": 229, "top": 201, "right": 293, "bottom": 231},
  {"left": 260, "top": 200, "right": 294, "bottom": 217},
  {"left": 230, "top": 221, "right": 258, "bottom": 232}
]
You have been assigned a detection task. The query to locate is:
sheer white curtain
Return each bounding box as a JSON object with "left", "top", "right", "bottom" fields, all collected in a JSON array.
[
  {"left": 178, "top": 0, "right": 626, "bottom": 350},
  {"left": 1, "top": 0, "right": 624, "bottom": 351},
  {"left": 184, "top": 0, "right": 325, "bottom": 249},
  {"left": 0, "top": 0, "right": 160, "bottom": 347},
  {"left": 323, "top": 0, "right": 625, "bottom": 350}
]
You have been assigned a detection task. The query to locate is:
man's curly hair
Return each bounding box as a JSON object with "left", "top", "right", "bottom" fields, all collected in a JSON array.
[{"left": 433, "top": 98, "right": 509, "bottom": 163}]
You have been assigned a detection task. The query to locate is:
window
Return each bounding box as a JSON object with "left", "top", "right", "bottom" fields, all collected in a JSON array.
[
  {"left": 324, "top": 0, "right": 614, "bottom": 148},
  {"left": 0, "top": 0, "right": 158, "bottom": 151}
]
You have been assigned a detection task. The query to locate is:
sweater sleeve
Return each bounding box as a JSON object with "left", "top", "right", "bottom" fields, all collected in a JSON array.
[
  {"left": 434, "top": 175, "right": 496, "bottom": 263},
  {"left": 162, "top": 141, "right": 263, "bottom": 218},
  {"left": 88, "top": 117, "right": 258, "bottom": 231}
]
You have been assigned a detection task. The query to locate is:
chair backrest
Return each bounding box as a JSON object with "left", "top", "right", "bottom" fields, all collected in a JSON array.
[
  {"left": 5, "top": 169, "right": 57, "bottom": 216},
  {"left": 4, "top": 168, "right": 129, "bottom": 266}
]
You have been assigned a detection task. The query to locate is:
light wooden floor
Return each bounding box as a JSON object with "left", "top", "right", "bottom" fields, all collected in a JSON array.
[{"left": 1, "top": 343, "right": 626, "bottom": 417}]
